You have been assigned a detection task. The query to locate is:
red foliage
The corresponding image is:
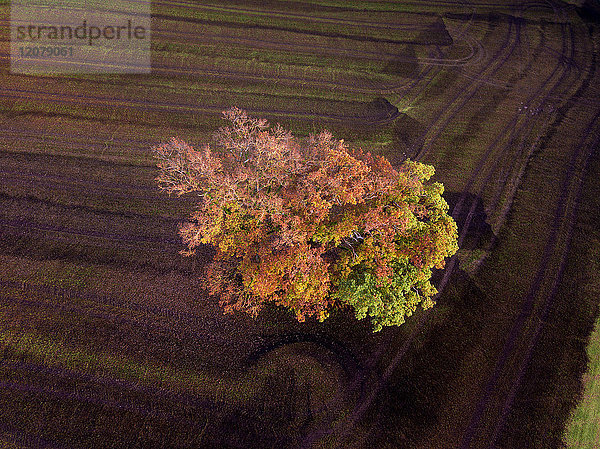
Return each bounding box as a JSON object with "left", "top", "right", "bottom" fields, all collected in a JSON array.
[{"left": 153, "top": 107, "right": 458, "bottom": 328}]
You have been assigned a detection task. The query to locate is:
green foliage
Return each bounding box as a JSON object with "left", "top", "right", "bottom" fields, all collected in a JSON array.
[
  {"left": 153, "top": 107, "right": 458, "bottom": 331},
  {"left": 331, "top": 256, "right": 436, "bottom": 332}
]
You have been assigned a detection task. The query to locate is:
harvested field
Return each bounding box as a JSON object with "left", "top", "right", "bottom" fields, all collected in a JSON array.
[{"left": 1, "top": 0, "right": 599, "bottom": 448}]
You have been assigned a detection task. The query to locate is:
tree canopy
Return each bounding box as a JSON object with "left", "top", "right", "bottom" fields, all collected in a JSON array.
[{"left": 153, "top": 107, "right": 458, "bottom": 331}]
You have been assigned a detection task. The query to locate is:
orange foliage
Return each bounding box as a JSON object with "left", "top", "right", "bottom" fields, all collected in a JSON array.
[{"left": 153, "top": 107, "right": 458, "bottom": 331}]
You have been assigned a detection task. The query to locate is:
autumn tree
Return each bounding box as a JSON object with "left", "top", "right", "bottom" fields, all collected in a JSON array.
[{"left": 153, "top": 107, "right": 458, "bottom": 332}]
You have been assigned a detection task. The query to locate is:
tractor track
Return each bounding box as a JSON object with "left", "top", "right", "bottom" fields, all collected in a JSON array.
[
  {"left": 304, "top": 1, "right": 592, "bottom": 447},
  {"left": 370, "top": 7, "right": 583, "bottom": 445},
  {"left": 411, "top": 15, "right": 521, "bottom": 159},
  {"left": 456, "top": 14, "right": 589, "bottom": 449},
  {"left": 0, "top": 191, "right": 187, "bottom": 224},
  {"left": 300, "top": 5, "right": 524, "bottom": 446},
  {"left": 391, "top": 8, "right": 481, "bottom": 109},
  {"left": 446, "top": 19, "right": 576, "bottom": 258},
  {"left": 0, "top": 50, "right": 412, "bottom": 96},
  {"left": 465, "top": 34, "right": 600, "bottom": 449},
  {"left": 489, "top": 121, "right": 600, "bottom": 448},
  {"left": 0, "top": 419, "right": 66, "bottom": 449},
  {"left": 0, "top": 217, "right": 181, "bottom": 247},
  {"left": 377, "top": 9, "right": 585, "bottom": 448},
  {"left": 0, "top": 168, "right": 174, "bottom": 201},
  {"left": 0, "top": 47, "right": 477, "bottom": 96},
  {"left": 154, "top": 0, "right": 432, "bottom": 30},
  {"left": 0, "top": 289, "right": 228, "bottom": 346},
  {"left": 371, "top": 2, "right": 534, "bottom": 371},
  {"left": 0, "top": 169, "right": 164, "bottom": 197}
]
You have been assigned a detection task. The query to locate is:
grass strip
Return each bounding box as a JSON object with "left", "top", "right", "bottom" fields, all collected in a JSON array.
[{"left": 564, "top": 306, "right": 600, "bottom": 448}]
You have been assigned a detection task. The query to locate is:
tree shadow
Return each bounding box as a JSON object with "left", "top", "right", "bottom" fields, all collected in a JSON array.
[
  {"left": 577, "top": 0, "right": 600, "bottom": 24},
  {"left": 444, "top": 191, "right": 496, "bottom": 251},
  {"left": 371, "top": 262, "right": 488, "bottom": 447},
  {"left": 386, "top": 112, "right": 427, "bottom": 164},
  {"left": 382, "top": 16, "right": 453, "bottom": 80},
  {"left": 364, "top": 192, "right": 495, "bottom": 446},
  {"left": 382, "top": 45, "right": 421, "bottom": 79}
]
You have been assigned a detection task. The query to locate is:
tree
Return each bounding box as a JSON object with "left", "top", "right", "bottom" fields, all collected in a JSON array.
[{"left": 153, "top": 107, "right": 458, "bottom": 332}]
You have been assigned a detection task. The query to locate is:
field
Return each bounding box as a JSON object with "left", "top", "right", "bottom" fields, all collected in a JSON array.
[{"left": 1, "top": 0, "right": 600, "bottom": 448}]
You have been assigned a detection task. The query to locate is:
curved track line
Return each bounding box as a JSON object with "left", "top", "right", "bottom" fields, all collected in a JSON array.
[
  {"left": 457, "top": 17, "right": 592, "bottom": 449},
  {"left": 413, "top": 16, "right": 521, "bottom": 159},
  {"left": 300, "top": 6, "right": 521, "bottom": 447},
  {"left": 486, "top": 59, "right": 600, "bottom": 449},
  {"left": 307, "top": 2, "right": 585, "bottom": 446}
]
